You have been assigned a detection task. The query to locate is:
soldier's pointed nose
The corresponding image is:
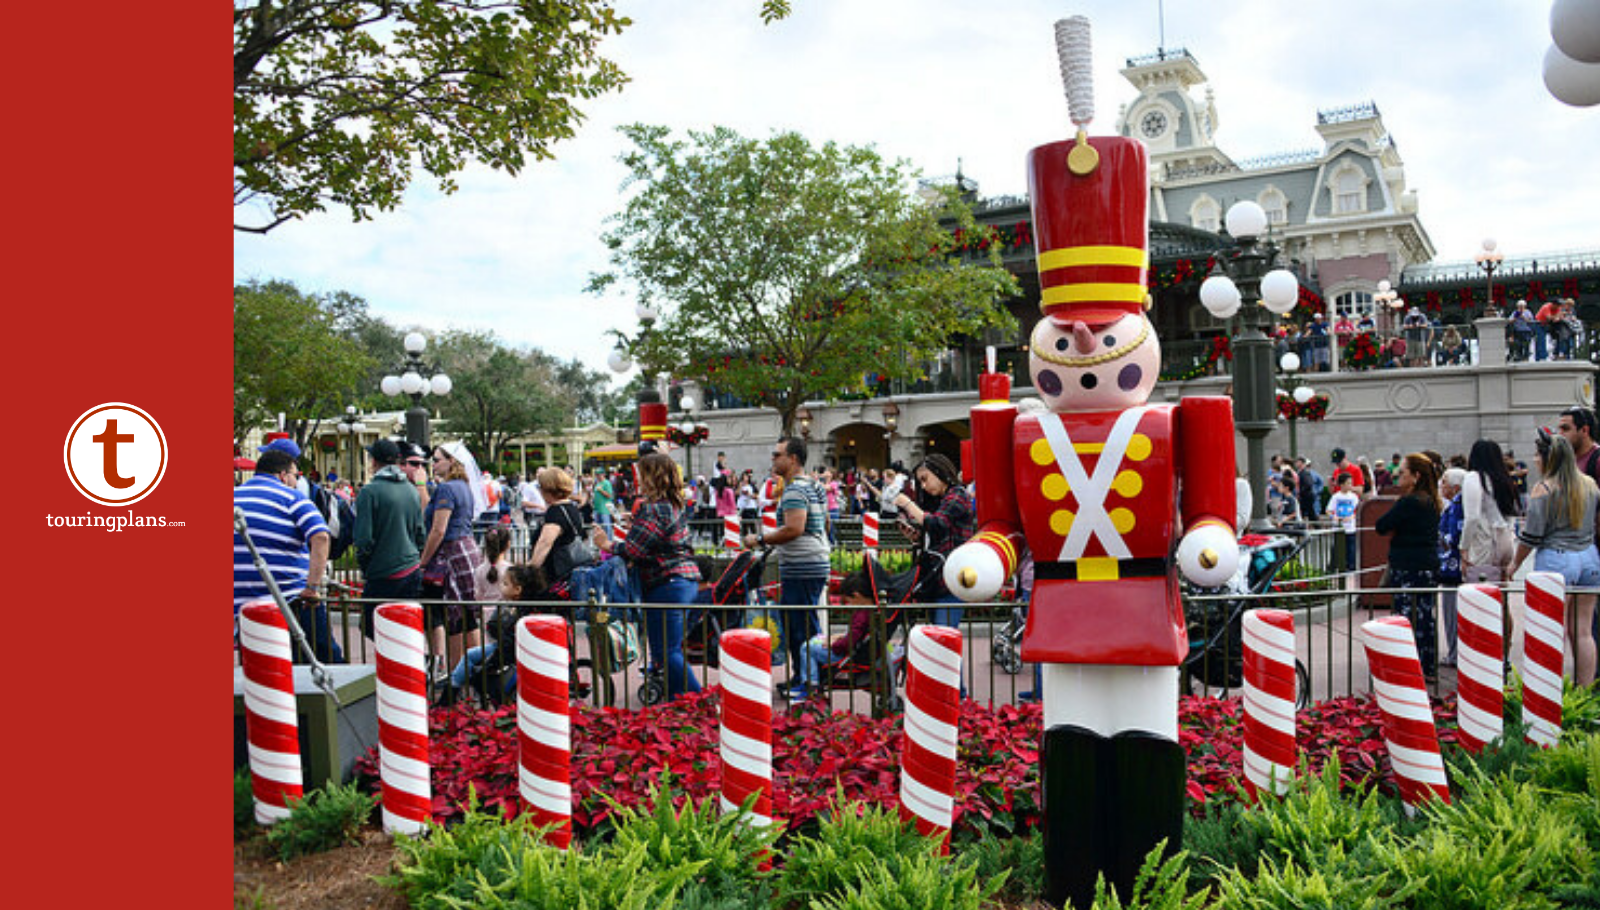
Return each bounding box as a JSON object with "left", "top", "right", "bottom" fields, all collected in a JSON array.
[{"left": 1071, "top": 321, "right": 1096, "bottom": 355}]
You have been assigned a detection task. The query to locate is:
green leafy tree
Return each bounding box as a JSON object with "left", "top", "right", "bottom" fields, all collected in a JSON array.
[
  {"left": 234, "top": 279, "right": 378, "bottom": 447},
  {"left": 588, "top": 124, "right": 1020, "bottom": 434},
  {"left": 548, "top": 354, "right": 630, "bottom": 426},
  {"left": 431, "top": 329, "right": 571, "bottom": 462},
  {"left": 234, "top": 1, "right": 793, "bottom": 233}
]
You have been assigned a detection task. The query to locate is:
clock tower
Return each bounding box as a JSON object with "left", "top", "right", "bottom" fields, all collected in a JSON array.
[{"left": 1115, "top": 49, "right": 1230, "bottom": 174}]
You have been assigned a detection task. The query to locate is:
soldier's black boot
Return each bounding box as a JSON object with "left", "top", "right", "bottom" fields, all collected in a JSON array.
[
  {"left": 1108, "top": 731, "right": 1185, "bottom": 896},
  {"left": 1041, "top": 724, "right": 1111, "bottom": 909}
]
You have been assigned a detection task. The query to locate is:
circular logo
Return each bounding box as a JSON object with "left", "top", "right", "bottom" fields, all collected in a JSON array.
[{"left": 63, "top": 403, "right": 168, "bottom": 506}]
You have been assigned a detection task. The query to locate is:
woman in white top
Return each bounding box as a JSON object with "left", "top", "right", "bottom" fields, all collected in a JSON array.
[{"left": 1461, "top": 439, "right": 1521, "bottom": 583}]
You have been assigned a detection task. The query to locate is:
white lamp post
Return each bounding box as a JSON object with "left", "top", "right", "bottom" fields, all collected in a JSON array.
[
  {"left": 1473, "top": 239, "right": 1504, "bottom": 316},
  {"left": 1197, "top": 200, "right": 1301, "bottom": 531},
  {"left": 381, "top": 333, "right": 451, "bottom": 448}
]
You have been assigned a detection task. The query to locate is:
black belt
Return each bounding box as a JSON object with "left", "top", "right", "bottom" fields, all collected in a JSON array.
[{"left": 1035, "top": 557, "right": 1169, "bottom": 581}]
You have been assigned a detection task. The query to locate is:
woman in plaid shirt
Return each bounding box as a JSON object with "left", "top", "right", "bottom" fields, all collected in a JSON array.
[{"left": 596, "top": 452, "right": 702, "bottom": 699}]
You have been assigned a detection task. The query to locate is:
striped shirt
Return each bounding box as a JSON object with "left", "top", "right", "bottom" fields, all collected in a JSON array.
[{"left": 234, "top": 475, "right": 329, "bottom": 612}]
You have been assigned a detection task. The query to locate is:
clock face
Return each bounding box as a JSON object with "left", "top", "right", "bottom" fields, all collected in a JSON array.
[{"left": 1140, "top": 110, "right": 1168, "bottom": 139}]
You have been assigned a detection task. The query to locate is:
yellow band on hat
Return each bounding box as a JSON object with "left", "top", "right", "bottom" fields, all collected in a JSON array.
[
  {"left": 1040, "top": 283, "right": 1150, "bottom": 306},
  {"left": 1036, "top": 245, "right": 1148, "bottom": 272}
]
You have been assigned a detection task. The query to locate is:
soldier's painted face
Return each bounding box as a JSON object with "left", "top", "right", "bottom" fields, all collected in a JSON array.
[{"left": 1029, "top": 313, "right": 1160, "bottom": 412}]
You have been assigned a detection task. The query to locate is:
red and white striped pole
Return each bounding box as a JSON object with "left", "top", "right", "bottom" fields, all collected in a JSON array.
[
  {"left": 1454, "top": 584, "right": 1505, "bottom": 753},
  {"left": 239, "top": 600, "right": 303, "bottom": 825},
  {"left": 724, "top": 515, "right": 742, "bottom": 550},
  {"left": 374, "top": 603, "right": 433, "bottom": 835},
  {"left": 862, "top": 511, "right": 879, "bottom": 556},
  {"left": 718, "top": 630, "right": 774, "bottom": 830},
  {"left": 1240, "top": 609, "right": 1296, "bottom": 799},
  {"left": 1362, "top": 617, "right": 1450, "bottom": 810},
  {"left": 761, "top": 507, "right": 777, "bottom": 539},
  {"left": 1523, "top": 571, "right": 1567, "bottom": 748},
  {"left": 900, "top": 624, "right": 962, "bottom": 851},
  {"left": 517, "top": 616, "right": 572, "bottom": 849}
]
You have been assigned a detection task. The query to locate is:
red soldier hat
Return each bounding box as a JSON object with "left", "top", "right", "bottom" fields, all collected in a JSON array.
[
  {"left": 1026, "top": 135, "right": 1150, "bottom": 327},
  {"left": 638, "top": 400, "right": 667, "bottom": 444}
]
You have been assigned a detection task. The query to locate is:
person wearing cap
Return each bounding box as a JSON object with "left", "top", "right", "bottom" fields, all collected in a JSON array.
[
  {"left": 1308, "top": 312, "right": 1330, "bottom": 372},
  {"left": 353, "top": 438, "right": 426, "bottom": 641},
  {"left": 1330, "top": 448, "right": 1365, "bottom": 494},
  {"left": 234, "top": 447, "right": 340, "bottom": 663},
  {"left": 939, "top": 113, "right": 1237, "bottom": 907},
  {"left": 1401, "top": 306, "right": 1431, "bottom": 368},
  {"left": 259, "top": 434, "right": 311, "bottom": 497}
]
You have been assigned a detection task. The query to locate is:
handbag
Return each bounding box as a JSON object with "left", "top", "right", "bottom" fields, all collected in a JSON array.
[
  {"left": 549, "top": 505, "right": 599, "bottom": 580},
  {"left": 1461, "top": 517, "right": 1496, "bottom": 569}
]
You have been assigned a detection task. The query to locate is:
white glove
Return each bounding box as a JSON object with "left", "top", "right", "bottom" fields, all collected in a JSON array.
[
  {"left": 1176, "top": 522, "right": 1239, "bottom": 588},
  {"left": 943, "top": 541, "right": 1008, "bottom": 602}
]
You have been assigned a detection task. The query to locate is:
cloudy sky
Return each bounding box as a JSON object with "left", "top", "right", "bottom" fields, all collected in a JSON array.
[{"left": 233, "top": 0, "right": 1599, "bottom": 381}]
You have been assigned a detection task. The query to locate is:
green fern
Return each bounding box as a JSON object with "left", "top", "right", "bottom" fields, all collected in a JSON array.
[
  {"left": 807, "top": 848, "right": 1001, "bottom": 910},
  {"left": 235, "top": 767, "right": 257, "bottom": 841},
  {"left": 1211, "top": 853, "right": 1399, "bottom": 910},
  {"left": 775, "top": 796, "right": 947, "bottom": 908},
  {"left": 1183, "top": 799, "right": 1265, "bottom": 889},
  {"left": 960, "top": 830, "right": 1043, "bottom": 903},
  {"left": 1237, "top": 759, "right": 1399, "bottom": 872},
  {"left": 605, "top": 787, "right": 779, "bottom": 905},
  {"left": 262, "top": 781, "right": 376, "bottom": 862},
  {"left": 1084, "top": 843, "right": 1208, "bottom": 910}
]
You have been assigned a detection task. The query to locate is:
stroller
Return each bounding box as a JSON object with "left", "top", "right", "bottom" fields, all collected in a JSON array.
[
  {"left": 812, "top": 554, "right": 928, "bottom": 715},
  {"left": 1182, "top": 530, "right": 1313, "bottom": 709},
  {"left": 638, "top": 549, "right": 772, "bottom": 706}
]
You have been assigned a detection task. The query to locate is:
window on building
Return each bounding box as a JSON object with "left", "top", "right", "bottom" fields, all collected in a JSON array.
[
  {"left": 1332, "top": 290, "right": 1374, "bottom": 319},
  {"left": 1259, "top": 187, "right": 1288, "bottom": 226},
  {"left": 1190, "top": 196, "right": 1220, "bottom": 233},
  {"left": 1332, "top": 167, "right": 1366, "bottom": 215}
]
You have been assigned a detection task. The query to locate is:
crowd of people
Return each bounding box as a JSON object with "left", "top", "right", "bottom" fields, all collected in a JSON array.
[
  {"left": 1262, "top": 295, "right": 1584, "bottom": 372},
  {"left": 1265, "top": 405, "right": 1600, "bottom": 688}
]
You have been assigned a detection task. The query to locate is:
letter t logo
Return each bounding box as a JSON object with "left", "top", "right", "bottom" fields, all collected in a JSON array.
[{"left": 92, "top": 419, "right": 136, "bottom": 489}]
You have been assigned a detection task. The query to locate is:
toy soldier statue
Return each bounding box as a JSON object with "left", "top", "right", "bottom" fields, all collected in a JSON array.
[{"left": 943, "top": 17, "right": 1239, "bottom": 908}]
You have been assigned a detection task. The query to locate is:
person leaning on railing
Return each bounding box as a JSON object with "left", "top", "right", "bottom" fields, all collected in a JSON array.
[
  {"left": 1512, "top": 431, "right": 1599, "bottom": 688},
  {"left": 1375, "top": 453, "right": 1443, "bottom": 678}
]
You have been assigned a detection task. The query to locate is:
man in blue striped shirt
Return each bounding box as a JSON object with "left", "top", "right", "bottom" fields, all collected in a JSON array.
[{"left": 234, "top": 448, "right": 340, "bottom": 662}]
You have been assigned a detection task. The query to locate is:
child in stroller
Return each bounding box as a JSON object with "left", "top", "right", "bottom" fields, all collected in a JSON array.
[{"left": 806, "top": 556, "right": 921, "bottom": 713}]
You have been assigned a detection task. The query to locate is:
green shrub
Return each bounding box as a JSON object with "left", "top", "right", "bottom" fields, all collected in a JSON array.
[
  {"left": 1376, "top": 771, "right": 1589, "bottom": 910},
  {"left": 961, "top": 829, "right": 1043, "bottom": 903},
  {"left": 807, "top": 848, "right": 1000, "bottom": 910},
  {"left": 605, "top": 788, "right": 779, "bottom": 907},
  {"left": 1237, "top": 760, "right": 1399, "bottom": 871},
  {"left": 1087, "top": 844, "right": 1209, "bottom": 910},
  {"left": 263, "top": 781, "right": 375, "bottom": 861},
  {"left": 775, "top": 798, "right": 946, "bottom": 908},
  {"left": 1183, "top": 799, "right": 1264, "bottom": 889},
  {"left": 235, "top": 767, "right": 257, "bottom": 840},
  {"left": 1211, "top": 854, "right": 1400, "bottom": 910},
  {"left": 1504, "top": 672, "right": 1600, "bottom": 743}
]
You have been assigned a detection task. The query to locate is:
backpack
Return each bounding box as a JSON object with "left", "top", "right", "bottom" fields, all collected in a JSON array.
[{"left": 310, "top": 485, "right": 356, "bottom": 561}]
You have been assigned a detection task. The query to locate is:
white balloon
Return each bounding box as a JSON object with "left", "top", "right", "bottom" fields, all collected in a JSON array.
[
  {"left": 1294, "top": 385, "right": 1315, "bottom": 404},
  {"left": 1280, "top": 352, "right": 1302, "bottom": 373},
  {"left": 1544, "top": 43, "right": 1600, "bottom": 107},
  {"left": 1199, "top": 275, "right": 1242, "bottom": 317},
  {"left": 1260, "top": 269, "right": 1301, "bottom": 314},
  {"left": 380, "top": 375, "right": 402, "bottom": 397},
  {"left": 1552, "top": 0, "right": 1600, "bottom": 64}
]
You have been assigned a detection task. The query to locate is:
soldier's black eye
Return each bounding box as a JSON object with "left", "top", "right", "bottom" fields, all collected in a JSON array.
[
  {"left": 1104, "top": 335, "right": 1116, "bottom": 347},
  {"left": 1055, "top": 337, "right": 1069, "bottom": 352}
]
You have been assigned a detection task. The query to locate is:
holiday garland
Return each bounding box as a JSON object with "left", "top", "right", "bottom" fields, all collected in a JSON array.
[{"left": 1276, "top": 391, "right": 1331, "bottom": 421}]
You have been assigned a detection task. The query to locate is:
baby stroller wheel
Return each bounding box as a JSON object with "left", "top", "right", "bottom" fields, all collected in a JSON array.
[
  {"left": 1295, "top": 659, "right": 1311, "bottom": 711},
  {"left": 638, "top": 670, "right": 666, "bottom": 706}
]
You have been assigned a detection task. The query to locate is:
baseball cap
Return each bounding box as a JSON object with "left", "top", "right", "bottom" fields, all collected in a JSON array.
[{"left": 259, "top": 437, "right": 302, "bottom": 459}]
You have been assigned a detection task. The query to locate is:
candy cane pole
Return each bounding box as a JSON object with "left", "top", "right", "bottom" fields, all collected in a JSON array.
[
  {"left": 862, "top": 511, "right": 879, "bottom": 557},
  {"left": 718, "top": 630, "right": 774, "bottom": 830},
  {"left": 724, "top": 515, "right": 742, "bottom": 550},
  {"left": 900, "top": 624, "right": 962, "bottom": 851},
  {"left": 239, "top": 600, "right": 303, "bottom": 825},
  {"left": 1523, "top": 571, "right": 1567, "bottom": 748},
  {"left": 374, "top": 603, "right": 432, "bottom": 835},
  {"left": 517, "top": 616, "right": 573, "bottom": 849},
  {"left": 761, "top": 507, "right": 777, "bottom": 538},
  {"left": 1362, "top": 617, "right": 1449, "bottom": 810},
  {"left": 1240, "top": 609, "right": 1296, "bottom": 799},
  {"left": 1454, "top": 584, "right": 1505, "bottom": 753}
]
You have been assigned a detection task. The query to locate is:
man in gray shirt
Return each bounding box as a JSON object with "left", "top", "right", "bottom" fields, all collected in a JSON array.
[{"left": 745, "top": 435, "right": 830, "bottom": 698}]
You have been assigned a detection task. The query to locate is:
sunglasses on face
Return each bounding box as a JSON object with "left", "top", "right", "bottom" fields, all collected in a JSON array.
[{"left": 407, "top": 460, "right": 426, "bottom": 467}]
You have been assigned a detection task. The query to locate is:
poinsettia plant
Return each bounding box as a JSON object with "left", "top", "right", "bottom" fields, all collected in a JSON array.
[{"left": 353, "top": 690, "right": 1459, "bottom": 839}]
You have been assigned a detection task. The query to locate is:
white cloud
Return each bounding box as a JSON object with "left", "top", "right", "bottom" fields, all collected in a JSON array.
[{"left": 234, "top": 0, "right": 1600, "bottom": 379}]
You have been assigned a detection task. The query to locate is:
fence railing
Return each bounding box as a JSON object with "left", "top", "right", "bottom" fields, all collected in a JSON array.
[{"left": 288, "top": 522, "right": 1585, "bottom": 716}]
